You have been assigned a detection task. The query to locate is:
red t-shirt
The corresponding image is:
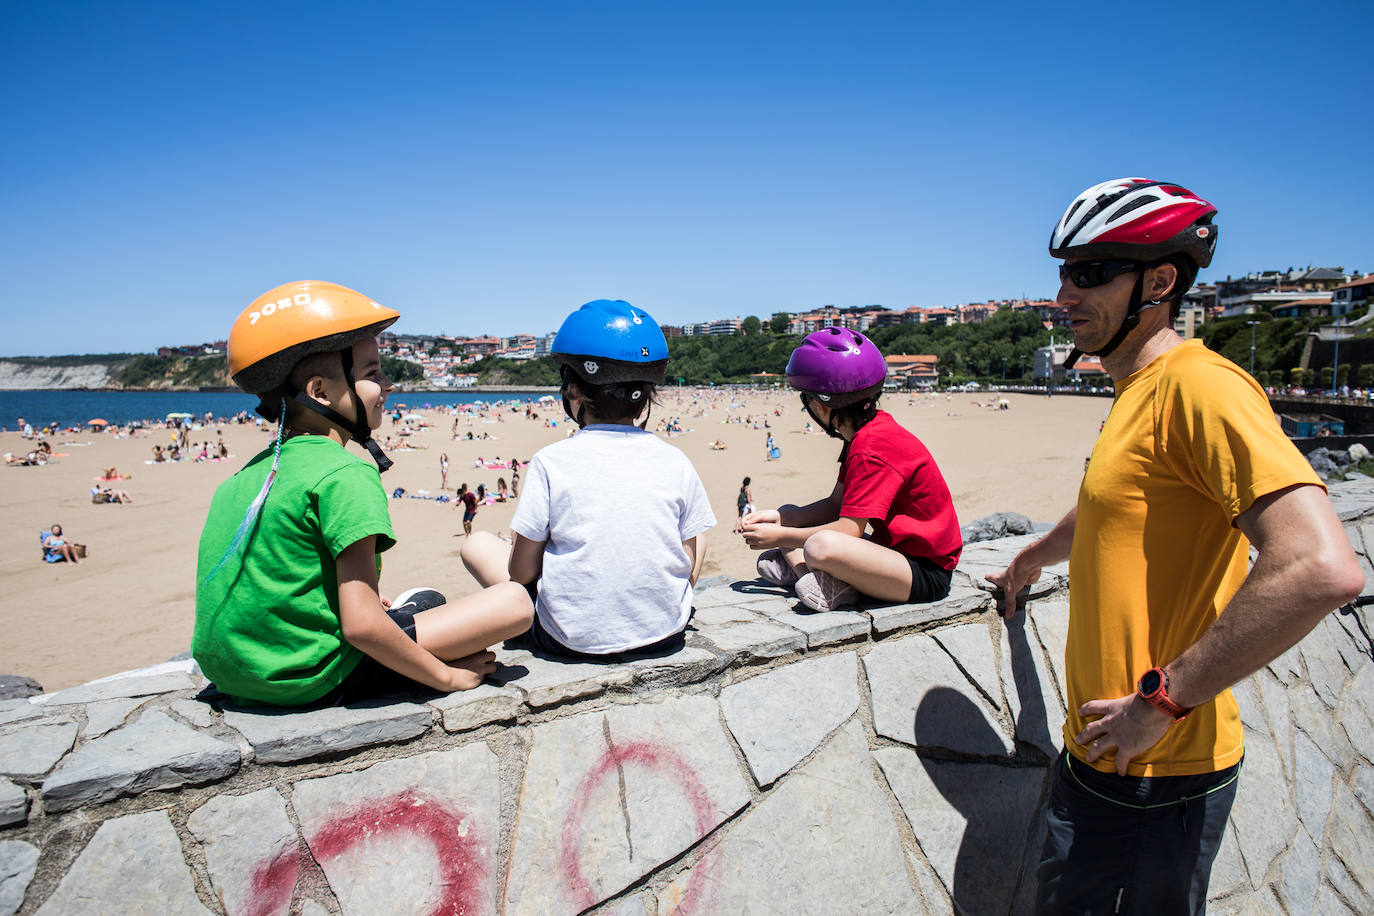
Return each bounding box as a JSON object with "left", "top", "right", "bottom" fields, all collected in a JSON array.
[{"left": 839, "top": 410, "right": 962, "bottom": 571}]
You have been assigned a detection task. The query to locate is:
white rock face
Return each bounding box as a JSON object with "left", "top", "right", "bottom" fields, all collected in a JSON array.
[{"left": 0, "top": 361, "right": 118, "bottom": 390}]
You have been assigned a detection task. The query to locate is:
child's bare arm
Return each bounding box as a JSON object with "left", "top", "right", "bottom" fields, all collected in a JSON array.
[
  {"left": 336, "top": 537, "right": 484, "bottom": 692},
  {"left": 507, "top": 533, "right": 545, "bottom": 585},
  {"left": 682, "top": 536, "right": 705, "bottom": 586},
  {"left": 776, "top": 480, "right": 846, "bottom": 528}
]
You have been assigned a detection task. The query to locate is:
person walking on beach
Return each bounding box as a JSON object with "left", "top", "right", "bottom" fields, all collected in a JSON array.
[
  {"left": 456, "top": 483, "right": 479, "bottom": 536},
  {"left": 733, "top": 476, "right": 753, "bottom": 534},
  {"left": 986, "top": 179, "right": 1362, "bottom": 914},
  {"left": 193, "top": 281, "right": 530, "bottom": 708},
  {"left": 439, "top": 453, "right": 449, "bottom": 491},
  {"left": 764, "top": 431, "right": 776, "bottom": 461},
  {"left": 741, "top": 328, "right": 961, "bottom": 611},
  {"left": 510, "top": 458, "right": 520, "bottom": 497}
]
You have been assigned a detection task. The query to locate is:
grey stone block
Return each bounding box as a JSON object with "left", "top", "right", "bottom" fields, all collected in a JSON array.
[
  {"left": 690, "top": 601, "right": 763, "bottom": 626},
  {"left": 1291, "top": 684, "right": 1353, "bottom": 767},
  {"left": 223, "top": 699, "right": 432, "bottom": 764},
  {"left": 626, "top": 647, "right": 726, "bottom": 685},
  {"left": 766, "top": 609, "right": 869, "bottom": 647},
  {"left": 1355, "top": 762, "right": 1374, "bottom": 815},
  {"left": 169, "top": 698, "right": 216, "bottom": 729},
  {"left": 1300, "top": 619, "right": 1349, "bottom": 708},
  {"left": 866, "top": 584, "right": 988, "bottom": 636},
  {"left": 657, "top": 723, "right": 912, "bottom": 915},
  {"left": 691, "top": 584, "right": 774, "bottom": 610},
  {"left": 187, "top": 788, "right": 298, "bottom": 916},
  {"left": 41, "top": 709, "right": 240, "bottom": 811},
  {"left": 34, "top": 810, "right": 211, "bottom": 915},
  {"left": 82, "top": 697, "right": 150, "bottom": 739},
  {"left": 496, "top": 654, "right": 634, "bottom": 709},
  {"left": 1230, "top": 727, "right": 1294, "bottom": 888},
  {"left": 933, "top": 621, "right": 1002, "bottom": 706},
  {"left": 998, "top": 615, "right": 1066, "bottom": 758},
  {"left": 720, "top": 652, "right": 859, "bottom": 786},
  {"left": 294, "top": 744, "right": 501, "bottom": 916},
  {"left": 1030, "top": 599, "right": 1069, "bottom": 699},
  {"left": 874, "top": 745, "right": 1046, "bottom": 915},
  {"left": 33, "top": 671, "right": 195, "bottom": 707},
  {"left": 0, "top": 720, "right": 76, "bottom": 782},
  {"left": 1326, "top": 854, "right": 1373, "bottom": 914},
  {"left": 696, "top": 620, "right": 805, "bottom": 662},
  {"left": 1254, "top": 671, "right": 1294, "bottom": 778},
  {"left": 0, "top": 780, "right": 25, "bottom": 827},
  {"left": 904, "top": 845, "right": 950, "bottom": 913},
  {"left": 1330, "top": 611, "right": 1371, "bottom": 676},
  {"left": 1315, "top": 886, "right": 1359, "bottom": 915},
  {"left": 1293, "top": 729, "right": 1334, "bottom": 839},
  {"left": 1275, "top": 829, "right": 1321, "bottom": 914},
  {"left": 863, "top": 632, "right": 1013, "bottom": 756},
  {"left": 1207, "top": 822, "right": 1250, "bottom": 903},
  {"left": 1330, "top": 781, "right": 1374, "bottom": 903},
  {"left": 428, "top": 683, "right": 523, "bottom": 733},
  {"left": 1267, "top": 644, "right": 1303, "bottom": 686},
  {"left": 0, "top": 841, "right": 38, "bottom": 916},
  {"left": 505, "top": 696, "right": 750, "bottom": 915},
  {"left": 0, "top": 701, "right": 43, "bottom": 729}
]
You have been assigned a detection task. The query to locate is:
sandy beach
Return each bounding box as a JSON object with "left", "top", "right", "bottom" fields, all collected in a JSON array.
[{"left": 0, "top": 388, "right": 1110, "bottom": 690}]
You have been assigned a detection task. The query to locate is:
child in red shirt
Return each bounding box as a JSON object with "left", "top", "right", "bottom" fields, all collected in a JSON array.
[{"left": 740, "top": 328, "right": 962, "bottom": 611}]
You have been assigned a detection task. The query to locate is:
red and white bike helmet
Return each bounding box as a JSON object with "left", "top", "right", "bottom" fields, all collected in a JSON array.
[
  {"left": 1051, "top": 178, "right": 1218, "bottom": 365},
  {"left": 1050, "top": 178, "right": 1218, "bottom": 268}
]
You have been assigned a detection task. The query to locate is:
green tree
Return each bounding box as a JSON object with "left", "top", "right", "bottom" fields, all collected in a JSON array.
[
  {"left": 382, "top": 356, "right": 425, "bottom": 383},
  {"left": 769, "top": 313, "right": 792, "bottom": 334},
  {"left": 1359, "top": 365, "right": 1374, "bottom": 387},
  {"left": 1337, "top": 364, "right": 1351, "bottom": 388},
  {"left": 741, "top": 316, "right": 762, "bottom": 336}
]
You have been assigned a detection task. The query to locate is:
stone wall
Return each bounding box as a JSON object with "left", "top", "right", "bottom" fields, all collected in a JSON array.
[{"left": 4, "top": 481, "right": 1374, "bottom": 914}]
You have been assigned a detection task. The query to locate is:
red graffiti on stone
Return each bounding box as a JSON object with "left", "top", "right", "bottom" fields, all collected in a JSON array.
[
  {"left": 242, "top": 791, "right": 488, "bottom": 916},
  {"left": 558, "top": 740, "right": 718, "bottom": 913},
  {"left": 245, "top": 844, "right": 299, "bottom": 916}
]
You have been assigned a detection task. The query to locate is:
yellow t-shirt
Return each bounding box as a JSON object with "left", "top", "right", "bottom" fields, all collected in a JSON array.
[{"left": 1066, "top": 339, "right": 1322, "bottom": 776}]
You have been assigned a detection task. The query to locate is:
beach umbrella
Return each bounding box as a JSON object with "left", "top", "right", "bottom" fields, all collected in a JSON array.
[
  {"left": 87, "top": 418, "right": 109, "bottom": 426},
  {"left": 402, "top": 413, "right": 427, "bottom": 421},
  {"left": 166, "top": 412, "right": 193, "bottom": 419}
]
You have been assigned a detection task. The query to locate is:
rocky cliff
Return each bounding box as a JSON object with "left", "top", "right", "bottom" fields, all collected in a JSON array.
[{"left": 0, "top": 361, "right": 123, "bottom": 390}]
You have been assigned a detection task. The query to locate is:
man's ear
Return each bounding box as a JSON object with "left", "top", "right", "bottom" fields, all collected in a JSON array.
[{"left": 1149, "top": 261, "right": 1180, "bottom": 301}]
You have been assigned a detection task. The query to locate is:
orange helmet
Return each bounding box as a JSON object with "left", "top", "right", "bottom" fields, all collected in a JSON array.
[{"left": 229, "top": 281, "right": 400, "bottom": 394}]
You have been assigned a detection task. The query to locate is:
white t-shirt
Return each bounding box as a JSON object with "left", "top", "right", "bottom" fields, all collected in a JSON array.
[{"left": 510, "top": 424, "right": 716, "bottom": 653}]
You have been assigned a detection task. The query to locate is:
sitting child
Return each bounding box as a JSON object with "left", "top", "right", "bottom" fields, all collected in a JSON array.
[
  {"left": 740, "top": 327, "right": 962, "bottom": 611},
  {"left": 461, "top": 300, "right": 715, "bottom": 659},
  {"left": 193, "top": 281, "right": 532, "bottom": 707}
]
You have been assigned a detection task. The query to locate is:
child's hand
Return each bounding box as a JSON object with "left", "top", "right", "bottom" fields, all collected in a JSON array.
[
  {"left": 740, "top": 522, "right": 787, "bottom": 550},
  {"left": 445, "top": 650, "right": 498, "bottom": 691},
  {"left": 741, "top": 508, "right": 780, "bottom": 527},
  {"left": 379, "top": 595, "right": 393, "bottom": 609}
]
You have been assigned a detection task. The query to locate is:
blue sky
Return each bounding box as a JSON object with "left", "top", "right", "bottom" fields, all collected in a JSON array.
[{"left": 3, "top": 0, "right": 1371, "bottom": 356}]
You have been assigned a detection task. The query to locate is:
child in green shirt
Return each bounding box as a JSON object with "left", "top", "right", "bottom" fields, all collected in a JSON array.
[{"left": 193, "top": 281, "right": 532, "bottom": 707}]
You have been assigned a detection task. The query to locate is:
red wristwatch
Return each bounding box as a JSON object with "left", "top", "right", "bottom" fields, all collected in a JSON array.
[{"left": 1137, "top": 667, "right": 1190, "bottom": 720}]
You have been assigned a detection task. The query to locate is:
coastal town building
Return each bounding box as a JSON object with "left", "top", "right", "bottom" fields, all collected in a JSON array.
[
  {"left": 1331, "top": 274, "right": 1374, "bottom": 317},
  {"left": 883, "top": 354, "right": 940, "bottom": 389}
]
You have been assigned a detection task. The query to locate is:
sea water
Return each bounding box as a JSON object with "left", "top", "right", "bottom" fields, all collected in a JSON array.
[{"left": 0, "top": 390, "right": 554, "bottom": 430}]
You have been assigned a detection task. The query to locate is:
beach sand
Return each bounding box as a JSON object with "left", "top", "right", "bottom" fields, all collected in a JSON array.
[{"left": 0, "top": 389, "right": 1110, "bottom": 690}]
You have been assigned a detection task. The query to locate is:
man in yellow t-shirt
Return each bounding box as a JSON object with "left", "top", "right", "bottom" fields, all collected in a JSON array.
[{"left": 988, "top": 178, "right": 1362, "bottom": 915}]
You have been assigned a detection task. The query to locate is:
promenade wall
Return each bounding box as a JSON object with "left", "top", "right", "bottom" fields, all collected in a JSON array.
[{"left": 3, "top": 482, "right": 1374, "bottom": 914}]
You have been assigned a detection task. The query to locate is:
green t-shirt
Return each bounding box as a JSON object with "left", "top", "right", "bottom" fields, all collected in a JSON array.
[{"left": 193, "top": 436, "right": 396, "bottom": 706}]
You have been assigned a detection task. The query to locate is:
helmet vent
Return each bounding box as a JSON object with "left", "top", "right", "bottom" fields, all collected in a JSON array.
[{"left": 1106, "top": 194, "right": 1156, "bottom": 224}]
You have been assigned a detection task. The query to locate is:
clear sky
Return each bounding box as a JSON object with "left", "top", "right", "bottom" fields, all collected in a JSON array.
[{"left": 3, "top": 0, "right": 1371, "bottom": 356}]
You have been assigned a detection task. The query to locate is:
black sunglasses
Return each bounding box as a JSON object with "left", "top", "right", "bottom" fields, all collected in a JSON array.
[{"left": 1059, "top": 259, "right": 1141, "bottom": 289}]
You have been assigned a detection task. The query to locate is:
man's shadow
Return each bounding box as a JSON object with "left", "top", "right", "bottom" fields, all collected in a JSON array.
[{"left": 914, "top": 616, "right": 1054, "bottom": 914}]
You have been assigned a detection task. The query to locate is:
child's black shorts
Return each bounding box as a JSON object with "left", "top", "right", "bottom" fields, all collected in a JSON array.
[
  {"left": 506, "top": 581, "right": 689, "bottom": 662},
  {"left": 902, "top": 554, "right": 953, "bottom": 604},
  {"left": 319, "top": 605, "right": 428, "bottom": 705}
]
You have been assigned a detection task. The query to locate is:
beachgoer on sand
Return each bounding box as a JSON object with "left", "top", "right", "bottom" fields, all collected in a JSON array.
[
  {"left": 461, "top": 299, "right": 714, "bottom": 660},
  {"left": 984, "top": 179, "right": 1366, "bottom": 913},
  {"left": 440, "top": 452, "right": 449, "bottom": 490},
  {"left": 41, "top": 524, "right": 81, "bottom": 564},
  {"left": 741, "top": 328, "right": 962, "bottom": 612},
  {"left": 733, "top": 476, "right": 753, "bottom": 533},
  {"left": 456, "top": 483, "right": 479, "bottom": 535},
  {"left": 192, "top": 280, "right": 530, "bottom": 708}
]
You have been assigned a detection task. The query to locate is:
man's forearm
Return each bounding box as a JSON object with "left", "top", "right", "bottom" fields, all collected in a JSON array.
[{"left": 1020, "top": 507, "right": 1077, "bottom": 570}]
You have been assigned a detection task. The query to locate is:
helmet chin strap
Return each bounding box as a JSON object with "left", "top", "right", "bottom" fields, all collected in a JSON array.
[
  {"left": 287, "top": 348, "right": 393, "bottom": 472},
  {"left": 1064, "top": 271, "right": 1162, "bottom": 370}
]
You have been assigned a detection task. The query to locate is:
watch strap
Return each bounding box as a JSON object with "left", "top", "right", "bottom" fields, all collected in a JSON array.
[{"left": 1138, "top": 667, "right": 1190, "bottom": 719}]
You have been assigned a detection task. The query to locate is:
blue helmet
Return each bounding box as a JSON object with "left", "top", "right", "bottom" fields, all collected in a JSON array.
[{"left": 551, "top": 299, "right": 670, "bottom": 385}]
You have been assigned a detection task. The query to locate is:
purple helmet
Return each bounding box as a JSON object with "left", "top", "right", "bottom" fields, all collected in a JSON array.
[{"left": 785, "top": 327, "right": 888, "bottom": 407}]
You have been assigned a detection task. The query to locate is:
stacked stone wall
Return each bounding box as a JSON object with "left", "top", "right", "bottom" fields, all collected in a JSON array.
[{"left": 4, "top": 481, "right": 1374, "bottom": 914}]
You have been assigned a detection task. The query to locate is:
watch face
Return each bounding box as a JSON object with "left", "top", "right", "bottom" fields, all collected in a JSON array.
[{"left": 1139, "top": 669, "right": 1162, "bottom": 694}]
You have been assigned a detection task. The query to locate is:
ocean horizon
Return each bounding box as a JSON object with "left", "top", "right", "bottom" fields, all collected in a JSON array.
[{"left": 1, "top": 389, "right": 559, "bottom": 430}]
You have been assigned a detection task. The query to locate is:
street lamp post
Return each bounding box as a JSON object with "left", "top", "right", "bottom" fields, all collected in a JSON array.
[{"left": 1246, "top": 319, "right": 1260, "bottom": 376}]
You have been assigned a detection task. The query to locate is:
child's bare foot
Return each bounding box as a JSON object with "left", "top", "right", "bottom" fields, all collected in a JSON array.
[{"left": 445, "top": 650, "right": 498, "bottom": 691}]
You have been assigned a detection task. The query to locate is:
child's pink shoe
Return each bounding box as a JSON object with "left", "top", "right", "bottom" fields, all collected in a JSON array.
[
  {"left": 794, "top": 570, "right": 859, "bottom": 612},
  {"left": 755, "top": 549, "right": 800, "bottom": 587}
]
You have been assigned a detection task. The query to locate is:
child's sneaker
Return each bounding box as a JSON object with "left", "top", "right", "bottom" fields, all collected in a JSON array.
[
  {"left": 794, "top": 570, "right": 859, "bottom": 612},
  {"left": 756, "top": 549, "right": 800, "bottom": 587},
  {"left": 389, "top": 587, "right": 447, "bottom": 614}
]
